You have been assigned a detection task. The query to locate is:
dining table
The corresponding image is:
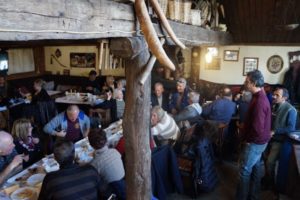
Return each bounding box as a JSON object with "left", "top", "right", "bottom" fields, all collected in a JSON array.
[
  {"left": 0, "top": 120, "right": 123, "bottom": 200},
  {"left": 55, "top": 92, "right": 104, "bottom": 106}
]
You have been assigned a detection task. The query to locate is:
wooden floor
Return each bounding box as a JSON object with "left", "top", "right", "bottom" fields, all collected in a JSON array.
[{"left": 167, "top": 161, "right": 294, "bottom": 200}]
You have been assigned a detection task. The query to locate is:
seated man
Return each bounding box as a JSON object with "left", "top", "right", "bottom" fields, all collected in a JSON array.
[
  {"left": 38, "top": 140, "right": 101, "bottom": 200},
  {"left": 151, "top": 82, "right": 169, "bottom": 111},
  {"left": 264, "top": 87, "right": 297, "bottom": 189},
  {"left": 174, "top": 91, "right": 202, "bottom": 125},
  {"left": 202, "top": 87, "right": 236, "bottom": 124},
  {"left": 43, "top": 105, "right": 90, "bottom": 143},
  {"left": 151, "top": 106, "right": 180, "bottom": 146},
  {"left": 90, "top": 88, "right": 118, "bottom": 124},
  {"left": 0, "top": 131, "right": 27, "bottom": 185},
  {"left": 84, "top": 70, "right": 100, "bottom": 94},
  {"left": 169, "top": 78, "right": 189, "bottom": 115},
  {"left": 114, "top": 89, "right": 125, "bottom": 120},
  {"left": 88, "top": 129, "right": 125, "bottom": 200}
]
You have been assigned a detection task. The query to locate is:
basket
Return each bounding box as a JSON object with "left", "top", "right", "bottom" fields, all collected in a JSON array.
[
  {"left": 153, "top": 0, "right": 168, "bottom": 18},
  {"left": 168, "top": 0, "right": 181, "bottom": 21},
  {"left": 180, "top": 0, "right": 192, "bottom": 24},
  {"left": 190, "top": 9, "right": 201, "bottom": 26},
  {"left": 158, "top": 0, "right": 168, "bottom": 16}
]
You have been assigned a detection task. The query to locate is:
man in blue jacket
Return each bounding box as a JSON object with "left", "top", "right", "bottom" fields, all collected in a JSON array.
[
  {"left": 169, "top": 78, "right": 189, "bottom": 115},
  {"left": 44, "top": 105, "right": 90, "bottom": 143},
  {"left": 202, "top": 87, "right": 236, "bottom": 124}
]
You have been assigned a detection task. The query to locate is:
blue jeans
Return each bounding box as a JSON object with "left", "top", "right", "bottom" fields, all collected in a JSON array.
[{"left": 236, "top": 143, "right": 267, "bottom": 200}]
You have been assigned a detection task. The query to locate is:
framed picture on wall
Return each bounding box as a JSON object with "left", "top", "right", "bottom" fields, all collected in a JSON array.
[
  {"left": 70, "top": 53, "right": 96, "bottom": 68},
  {"left": 243, "top": 57, "right": 259, "bottom": 76},
  {"left": 205, "top": 58, "right": 221, "bottom": 70},
  {"left": 224, "top": 50, "right": 239, "bottom": 61}
]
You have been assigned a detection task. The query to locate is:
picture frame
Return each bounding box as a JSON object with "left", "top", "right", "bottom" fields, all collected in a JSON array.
[
  {"left": 243, "top": 57, "right": 259, "bottom": 76},
  {"left": 70, "top": 53, "right": 96, "bottom": 68},
  {"left": 205, "top": 58, "right": 221, "bottom": 70},
  {"left": 223, "top": 50, "right": 239, "bottom": 61},
  {"left": 267, "top": 55, "right": 283, "bottom": 74}
]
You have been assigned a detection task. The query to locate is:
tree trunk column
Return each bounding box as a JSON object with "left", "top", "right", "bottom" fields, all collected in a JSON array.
[{"left": 111, "top": 37, "right": 152, "bottom": 200}]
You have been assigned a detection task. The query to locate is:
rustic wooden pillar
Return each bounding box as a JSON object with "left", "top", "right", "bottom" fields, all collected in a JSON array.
[{"left": 110, "top": 37, "right": 151, "bottom": 200}]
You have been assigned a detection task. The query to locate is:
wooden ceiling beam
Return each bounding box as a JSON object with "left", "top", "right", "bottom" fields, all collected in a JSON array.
[{"left": 0, "top": 0, "right": 232, "bottom": 46}]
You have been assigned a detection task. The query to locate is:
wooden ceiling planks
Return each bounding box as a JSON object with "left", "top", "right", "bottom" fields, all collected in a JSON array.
[{"left": 223, "top": 0, "right": 300, "bottom": 44}]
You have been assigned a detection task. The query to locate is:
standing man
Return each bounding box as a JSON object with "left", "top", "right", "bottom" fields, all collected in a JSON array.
[
  {"left": 44, "top": 105, "right": 90, "bottom": 143},
  {"left": 151, "top": 82, "right": 169, "bottom": 111},
  {"left": 236, "top": 70, "right": 271, "bottom": 200},
  {"left": 264, "top": 87, "right": 297, "bottom": 188}
]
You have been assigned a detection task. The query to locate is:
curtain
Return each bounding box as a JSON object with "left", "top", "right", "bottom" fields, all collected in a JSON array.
[{"left": 8, "top": 48, "right": 35, "bottom": 74}]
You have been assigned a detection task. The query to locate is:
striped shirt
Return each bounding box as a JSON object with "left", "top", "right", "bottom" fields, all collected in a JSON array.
[
  {"left": 151, "top": 111, "right": 180, "bottom": 140},
  {"left": 38, "top": 164, "right": 101, "bottom": 200}
]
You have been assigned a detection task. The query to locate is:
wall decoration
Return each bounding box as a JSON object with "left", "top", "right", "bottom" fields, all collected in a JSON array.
[
  {"left": 243, "top": 57, "right": 259, "bottom": 76},
  {"left": 224, "top": 50, "right": 239, "bottom": 61},
  {"left": 205, "top": 58, "right": 221, "bottom": 70},
  {"left": 70, "top": 53, "right": 96, "bottom": 68},
  {"left": 267, "top": 55, "right": 283, "bottom": 74}
]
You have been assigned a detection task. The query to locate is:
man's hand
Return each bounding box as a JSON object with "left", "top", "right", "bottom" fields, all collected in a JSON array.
[
  {"left": 56, "top": 130, "right": 67, "bottom": 137},
  {"left": 271, "top": 131, "right": 275, "bottom": 136},
  {"left": 9, "top": 155, "right": 23, "bottom": 170},
  {"left": 171, "top": 108, "right": 177, "bottom": 115},
  {"left": 32, "top": 137, "right": 39, "bottom": 144},
  {"left": 22, "top": 154, "right": 29, "bottom": 162}
]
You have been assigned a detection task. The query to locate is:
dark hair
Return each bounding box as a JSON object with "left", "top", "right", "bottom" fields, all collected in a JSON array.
[
  {"left": 88, "top": 128, "right": 107, "bottom": 150},
  {"left": 89, "top": 70, "right": 97, "bottom": 76},
  {"left": 276, "top": 87, "right": 289, "bottom": 100},
  {"left": 247, "top": 70, "right": 264, "bottom": 88},
  {"left": 53, "top": 139, "right": 75, "bottom": 166},
  {"left": 105, "top": 87, "right": 113, "bottom": 93}
]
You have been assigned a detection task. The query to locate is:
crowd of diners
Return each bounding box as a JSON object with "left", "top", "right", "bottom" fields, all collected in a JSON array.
[{"left": 0, "top": 68, "right": 299, "bottom": 199}]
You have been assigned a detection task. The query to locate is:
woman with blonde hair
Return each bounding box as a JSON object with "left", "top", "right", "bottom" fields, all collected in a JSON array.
[{"left": 12, "top": 118, "right": 42, "bottom": 167}]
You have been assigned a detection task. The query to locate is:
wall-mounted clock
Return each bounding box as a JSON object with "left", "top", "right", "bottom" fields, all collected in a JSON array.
[{"left": 267, "top": 55, "right": 283, "bottom": 74}]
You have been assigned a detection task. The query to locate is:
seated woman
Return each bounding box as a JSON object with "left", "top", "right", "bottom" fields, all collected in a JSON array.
[
  {"left": 31, "top": 79, "right": 51, "bottom": 104},
  {"left": 11, "top": 118, "right": 43, "bottom": 168},
  {"left": 88, "top": 128, "right": 125, "bottom": 200},
  {"left": 151, "top": 106, "right": 180, "bottom": 146}
]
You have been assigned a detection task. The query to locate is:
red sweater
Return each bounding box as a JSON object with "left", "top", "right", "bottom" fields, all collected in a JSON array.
[{"left": 243, "top": 89, "right": 271, "bottom": 144}]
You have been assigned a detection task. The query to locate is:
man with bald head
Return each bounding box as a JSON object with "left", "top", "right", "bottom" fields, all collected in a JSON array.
[
  {"left": 44, "top": 105, "right": 90, "bottom": 143},
  {"left": 0, "top": 131, "right": 24, "bottom": 185},
  {"left": 151, "top": 82, "right": 169, "bottom": 111}
]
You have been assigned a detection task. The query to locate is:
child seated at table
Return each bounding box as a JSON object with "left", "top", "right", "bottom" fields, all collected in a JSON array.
[{"left": 11, "top": 118, "right": 43, "bottom": 168}]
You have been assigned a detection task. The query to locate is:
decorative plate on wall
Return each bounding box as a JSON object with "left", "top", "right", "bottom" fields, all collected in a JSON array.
[{"left": 267, "top": 55, "right": 283, "bottom": 74}]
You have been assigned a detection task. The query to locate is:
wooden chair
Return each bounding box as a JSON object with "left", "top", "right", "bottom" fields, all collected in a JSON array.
[
  {"left": 215, "top": 123, "right": 228, "bottom": 160},
  {"left": 90, "top": 108, "right": 111, "bottom": 128},
  {"left": 0, "top": 109, "right": 10, "bottom": 131},
  {"left": 235, "top": 121, "right": 244, "bottom": 164}
]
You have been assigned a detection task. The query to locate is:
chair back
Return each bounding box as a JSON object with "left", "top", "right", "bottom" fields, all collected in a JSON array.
[{"left": 94, "top": 108, "right": 111, "bottom": 127}]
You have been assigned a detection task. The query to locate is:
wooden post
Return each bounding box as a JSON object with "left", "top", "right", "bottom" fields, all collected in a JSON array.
[{"left": 110, "top": 37, "right": 151, "bottom": 200}]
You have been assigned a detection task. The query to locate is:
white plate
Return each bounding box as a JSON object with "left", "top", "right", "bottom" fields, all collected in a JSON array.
[
  {"left": 289, "top": 133, "right": 300, "bottom": 141},
  {"left": 26, "top": 173, "right": 46, "bottom": 186},
  {"left": 10, "top": 187, "right": 37, "bottom": 200},
  {"left": 7, "top": 164, "right": 39, "bottom": 184}
]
